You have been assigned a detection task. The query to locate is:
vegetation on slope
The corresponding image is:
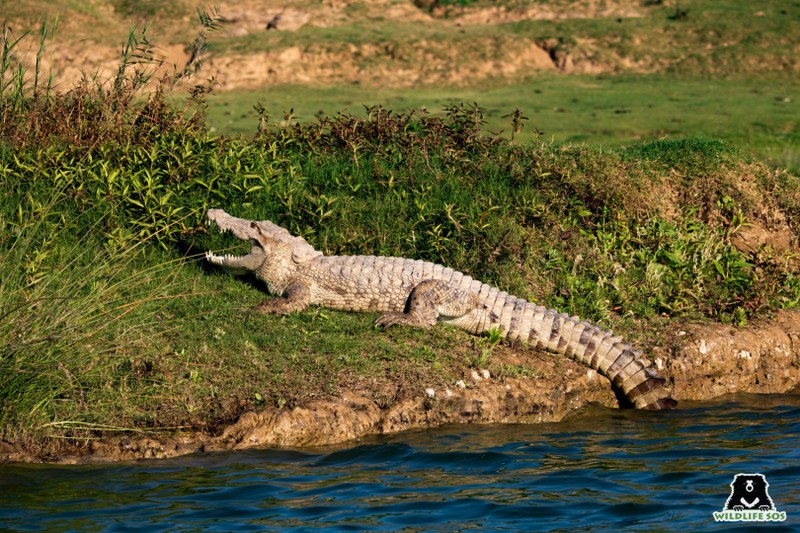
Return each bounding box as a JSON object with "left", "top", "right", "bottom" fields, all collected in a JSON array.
[
  {"left": 5, "top": 1, "right": 798, "bottom": 170},
  {"left": 1, "top": 10, "right": 799, "bottom": 457}
]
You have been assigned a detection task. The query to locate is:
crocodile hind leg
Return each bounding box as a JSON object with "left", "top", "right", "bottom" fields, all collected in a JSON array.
[{"left": 376, "top": 279, "right": 496, "bottom": 332}]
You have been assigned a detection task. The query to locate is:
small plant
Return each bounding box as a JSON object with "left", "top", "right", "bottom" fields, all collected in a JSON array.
[
  {"left": 0, "top": 18, "right": 57, "bottom": 106},
  {"left": 468, "top": 327, "right": 503, "bottom": 368},
  {"left": 503, "top": 108, "right": 529, "bottom": 143},
  {"left": 668, "top": 4, "right": 689, "bottom": 21}
]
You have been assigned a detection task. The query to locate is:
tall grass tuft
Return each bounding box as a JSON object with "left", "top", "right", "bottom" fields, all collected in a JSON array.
[
  {"left": 0, "top": 12, "right": 222, "bottom": 445},
  {"left": 0, "top": 9, "right": 221, "bottom": 150},
  {"left": 0, "top": 188, "right": 192, "bottom": 442}
]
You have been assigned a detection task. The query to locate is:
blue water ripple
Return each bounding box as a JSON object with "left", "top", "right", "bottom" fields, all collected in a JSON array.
[{"left": 2, "top": 392, "right": 799, "bottom": 531}]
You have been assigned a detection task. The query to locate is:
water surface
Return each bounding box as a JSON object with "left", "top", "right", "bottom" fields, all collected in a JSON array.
[{"left": 2, "top": 392, "right": 799, "bottom": 531}]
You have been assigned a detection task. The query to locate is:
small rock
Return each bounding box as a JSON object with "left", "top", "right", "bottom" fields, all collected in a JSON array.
[
  {"left": 470, "top": 370, "right": 482, "bottom": 381},
  {"left": 455, "top": 379, "right": 466, "bottom": 389},
  {"left": 480, "top": 369, "right": 491, "bottom": 379},
  {"left": 424, "top": 387, "right": 436, "bottom": 398},
  {"left": 699, "top": 339, "right": 709, "bottom": 354}
]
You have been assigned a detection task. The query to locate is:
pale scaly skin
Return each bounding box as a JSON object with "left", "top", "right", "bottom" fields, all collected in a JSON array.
[{"left": 205, "top": 209, "right": 677, "bottom": 410}]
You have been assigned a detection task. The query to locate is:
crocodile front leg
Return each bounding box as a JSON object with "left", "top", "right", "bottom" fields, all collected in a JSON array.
[
  {"left": 376, "top": 279, "right": 496, "bottom": 333},
  {"left": 254, "top": 283, "right": 312, "bottom": 315}
]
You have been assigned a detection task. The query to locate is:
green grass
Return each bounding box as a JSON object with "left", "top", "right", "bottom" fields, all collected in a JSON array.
[
  {"left": 4, "top": 102, "right": 799, "bottom": 448},
  {"left": 200, "top": 0, "right": 800, "bottom": 171},
  {"left": 206, "top": 74, "right": 799, "bottom": 173},
  {"left": 0, "top": 182, "right": 474, "bottom": 442},
  {"left": 4, "top": 0, "right": 799, "bottom": 172}
]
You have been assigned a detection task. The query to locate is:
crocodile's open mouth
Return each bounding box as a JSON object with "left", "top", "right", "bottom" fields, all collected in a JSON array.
[
  {"left": 204, "top": 243, "right": 268, "bottom": 275},
  {"left": 205, "top": 210, "right": 267, "bottom": 274}
]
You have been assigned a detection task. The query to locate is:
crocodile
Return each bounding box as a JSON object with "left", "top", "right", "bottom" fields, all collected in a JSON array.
[{"left": 205, "top": 208, "right": 677, "bottom": 410}]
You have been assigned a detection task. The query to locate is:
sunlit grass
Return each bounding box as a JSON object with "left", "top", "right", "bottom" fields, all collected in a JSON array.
[{"left": 206, "top": 74, "right": 799, "bottom": 173}]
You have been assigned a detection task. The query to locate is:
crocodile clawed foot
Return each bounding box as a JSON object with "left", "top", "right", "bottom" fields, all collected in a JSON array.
[
  {"left": 376, "top": 310, "right": 437, "bottom": 329},
  {"left": 253, "top": 300, "right": 292, "bottom": 315},
  {"left": 375, "top": 312, "right": 405, "bottom": 328}
]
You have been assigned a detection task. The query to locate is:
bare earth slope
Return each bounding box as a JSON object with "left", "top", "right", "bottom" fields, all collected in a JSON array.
[{"left": 7, "top": 0, "right": 799, "bottom": 90}]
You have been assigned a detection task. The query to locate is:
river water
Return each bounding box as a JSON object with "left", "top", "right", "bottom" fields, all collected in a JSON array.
[{"left": 2, "top": 392, "right": 798, "bottom": 531}]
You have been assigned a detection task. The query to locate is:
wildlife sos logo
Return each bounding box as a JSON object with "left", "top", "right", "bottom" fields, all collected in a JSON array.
[{"left": 713, "top": 473, "right": 787, "bottom": 522}]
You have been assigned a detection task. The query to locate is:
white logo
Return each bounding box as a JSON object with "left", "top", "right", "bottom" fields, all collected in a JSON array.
[{"left": 713, "top": 473, "right": 787, "bottom": 522}]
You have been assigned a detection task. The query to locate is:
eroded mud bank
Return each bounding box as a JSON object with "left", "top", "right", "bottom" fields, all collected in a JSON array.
[{"left": 3, "top": 310, "right": 799, "bottom": 464}]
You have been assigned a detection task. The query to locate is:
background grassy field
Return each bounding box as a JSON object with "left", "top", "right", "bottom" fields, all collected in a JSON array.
[
  {"left": 4, "top": 0, "right": 798, "bottom": 169},
  {"left": 207, "top": 75, "right": 799, "bottom": 171},
  {"left": 1, "top": 0, "right": 799, "bottom": 456}
]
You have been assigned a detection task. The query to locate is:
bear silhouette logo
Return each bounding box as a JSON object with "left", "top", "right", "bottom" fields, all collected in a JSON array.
[
  {"left": 713, "top": 473, "right": 786, "bottom": 522},
  {"left": 724, "top": 474, "right": 775, "bottom": 512}
]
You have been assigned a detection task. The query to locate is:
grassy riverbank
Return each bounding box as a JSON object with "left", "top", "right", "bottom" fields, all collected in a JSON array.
[
  {"left": 3, "top": 94, "right": 800, "bottom": 453},
  {"left": 1, "top": 2, "right": 800, "bottom": 457}
]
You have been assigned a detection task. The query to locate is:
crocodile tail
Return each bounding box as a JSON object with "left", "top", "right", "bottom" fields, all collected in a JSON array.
[{"left": 524, "top": 306, "right": 677, "bottom": 410}]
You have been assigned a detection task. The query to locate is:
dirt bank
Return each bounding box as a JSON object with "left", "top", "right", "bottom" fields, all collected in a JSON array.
[
  {"left": 18, "top": 0, "right": 786, "bottom": 92},
  {"left": 3, "top": 309, "right": 798, "bottom": 464}
]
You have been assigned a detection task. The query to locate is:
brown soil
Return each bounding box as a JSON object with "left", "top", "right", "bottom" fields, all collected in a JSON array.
[
  {"left": 6, "top": 0, "right": 659, "bottom": 91},
  {"left": 208, "top": 37, "right": 556, "bottom": 90},
  {"left": 9, "top": 0, "right": 799, "bottom": 90},
  {"left": 3, "top": 309, "right": 799, "bottom": 464}
]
